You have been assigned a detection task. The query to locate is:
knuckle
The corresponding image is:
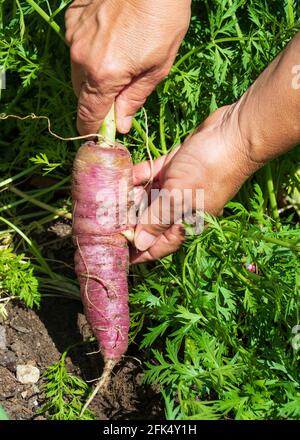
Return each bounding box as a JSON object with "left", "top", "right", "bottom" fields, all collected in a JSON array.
[
  {"left": 125, "top": 94, "right": 146, "bottom": 109},
  {"left": 102, "top": 62, "right": 123, "bottom": 80},
  {"left": 65, "top": 29, "right": 74, "bottom": 46},
  {"left": 101, "top": 56, "right": 131, "bottom": 83},
  {"left": 174, "top": 224, "right": 186, "bottom": 241},
  {"left": 151, "top": 65, "right": 171, "bottom": 83},
  {"left": 158, "top": 66, "right": 171, "bottom": 81},
  {"left": 88, "top": 66, "right": 119, "bottom": 88},
  {"left": 86, "top": 69, "right": 104, "bottom": 87},
  {"left": 77, "top": 102, "right": 96, "bottom": 123},
  {"left": 70, "top": 42, "right": 85, "bottom": 65},
  {"left": 88, "top": 64, "right": 128, "bottom": 93},
  {"left": 64, "top": 10, "right": 76, "bottom": 34},
  {"left": 64, "top": 8, "right": 72, "bottom": 24},
  {"left": 85, "top": 65, "right": 121, "bottom": 88}
]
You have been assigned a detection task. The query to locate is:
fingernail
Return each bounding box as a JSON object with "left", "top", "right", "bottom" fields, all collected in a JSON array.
[
  {"left": 135, "top": 231, "right": 156, "bottom": 251},
  {"left": 120, "top": 116, "right": 132, "bottom": 133}
]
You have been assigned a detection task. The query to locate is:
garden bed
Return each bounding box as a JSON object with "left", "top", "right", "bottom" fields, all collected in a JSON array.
[{"left": 0, "top": 299, "right": 163, "bottom": 420}]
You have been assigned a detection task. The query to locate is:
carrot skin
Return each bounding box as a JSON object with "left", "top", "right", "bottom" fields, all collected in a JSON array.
[{"left": 72, "top": 141, "right": 133, "bottom": 362}]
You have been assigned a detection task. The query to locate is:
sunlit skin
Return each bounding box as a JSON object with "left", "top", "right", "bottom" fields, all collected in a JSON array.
[
  {"left": 65, "top": 0, "right": 191, "bottom": 134},
  {"left": 66, "top": 2, "right": 300, "bottom": 264},
  {"left": 132, "top": 33, "right": 300, "bottom": 262}
]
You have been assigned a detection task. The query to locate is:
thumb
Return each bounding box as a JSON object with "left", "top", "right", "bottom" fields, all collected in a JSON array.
[{"left": 134, "top": 184, "right": 182, "bottom": 251}]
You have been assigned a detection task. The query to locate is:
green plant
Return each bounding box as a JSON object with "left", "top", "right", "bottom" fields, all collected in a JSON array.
[
  {"left": 0, "top": 405, "right": 9, "bottom": 420},
  {"left": 0, "top": 247, "right": 40, "bottom": 317},
  {"left": 130, "top": 192, "right": 300, "bottom": 419},
  {"left": 41, "top": 349, "right": 94, "bottom": 420}
]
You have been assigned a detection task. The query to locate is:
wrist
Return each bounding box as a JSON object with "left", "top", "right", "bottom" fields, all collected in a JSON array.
[
  {"left": 234, "top": 88, "right": 270, "bottom": 168},
  {"left": 183, "top": 105, "right": 262, "bottom": 214},
  {"left": 220, "top": 101, "right": 265, "bottom": 179},
  {"left": 233, "top": 36, "right": 300, "bottom": 165}
]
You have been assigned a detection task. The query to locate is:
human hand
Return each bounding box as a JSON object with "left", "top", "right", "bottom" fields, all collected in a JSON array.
[
  {"left": 131, "top": 104, "right": 261, "bottom": 264},
  {"left": 65, "top": 0, "right": 191, "bottom": 135}
]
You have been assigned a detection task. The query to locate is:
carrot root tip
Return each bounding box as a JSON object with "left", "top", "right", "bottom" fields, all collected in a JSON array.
[{"left": 80, "top": 358, "right": 118, "bottom": 416}]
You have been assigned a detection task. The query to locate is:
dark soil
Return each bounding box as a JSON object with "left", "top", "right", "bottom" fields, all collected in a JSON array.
[{"left": 0, "top": 298, "right": 163, "bottom": 420}]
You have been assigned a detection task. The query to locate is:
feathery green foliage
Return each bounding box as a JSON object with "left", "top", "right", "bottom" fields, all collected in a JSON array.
[
  {"left": 41, "top": 350, "right": 94, "bottom": 420},
  {"left": 131, "top": 197, "right": 300, "bottom": 419}
]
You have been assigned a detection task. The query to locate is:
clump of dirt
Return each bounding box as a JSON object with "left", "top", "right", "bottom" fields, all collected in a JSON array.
[{"left": 0, "top": 299, "right": 163, "bottom": 420}]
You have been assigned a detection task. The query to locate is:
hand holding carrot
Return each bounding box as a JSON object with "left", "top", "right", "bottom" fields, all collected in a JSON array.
[
  {"left": 132, "top": 32, "right": 300, "bottom": 263},
  {"left": 131, "top": 105, "right": 255, "bottom": 263},
  {"left": 65, "top": 0, "right": 191, "bottom": 135}
]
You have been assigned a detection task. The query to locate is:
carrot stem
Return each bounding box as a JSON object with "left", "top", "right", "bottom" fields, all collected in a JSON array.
[
  {"left": 8, "top": 184, "right": 72, "bottom": 220},
  {"left": 26, "top": 0, "right": 65, "bottom": 42},
  {"left": 265, "top": 163, "right": 280, "bottom": 226},
  {"left": 99, "top": 102, "right": 116, "bottom": 144}
]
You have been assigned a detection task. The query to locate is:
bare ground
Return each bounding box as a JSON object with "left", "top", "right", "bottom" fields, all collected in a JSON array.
[{"left": 0, "top": 298, "right": 163, "bottom": 420}]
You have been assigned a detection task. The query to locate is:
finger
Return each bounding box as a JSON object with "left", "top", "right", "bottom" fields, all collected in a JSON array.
[
  {"left": 133, "top": 186, "right": 146, "bottom": 208},
  {"left": 134, "top": 180, "right": 184, "bottom": 251},
  {"left": 133, "top": 146, "right": 180, "bottom": 186},
  {"left": 130, "top": 224, "right": 185, "bottom": 264},
  {"left": 76, "top": 79, "right": 120, "bottom": 135},
  {"left": 115, "top": 72, "right": 163, "bottom": 133},
  {"left": 71, "top": 61, "right": 86, "bottom": 97},
  {"left": 65, "top": 2, "right": 86, "bottom": 45},
  {"left": 70, "top": 43, "right": 131, "bottom": 134},
  {"left": 133, "top": 155, "right": 167, "bottom": 186}
]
